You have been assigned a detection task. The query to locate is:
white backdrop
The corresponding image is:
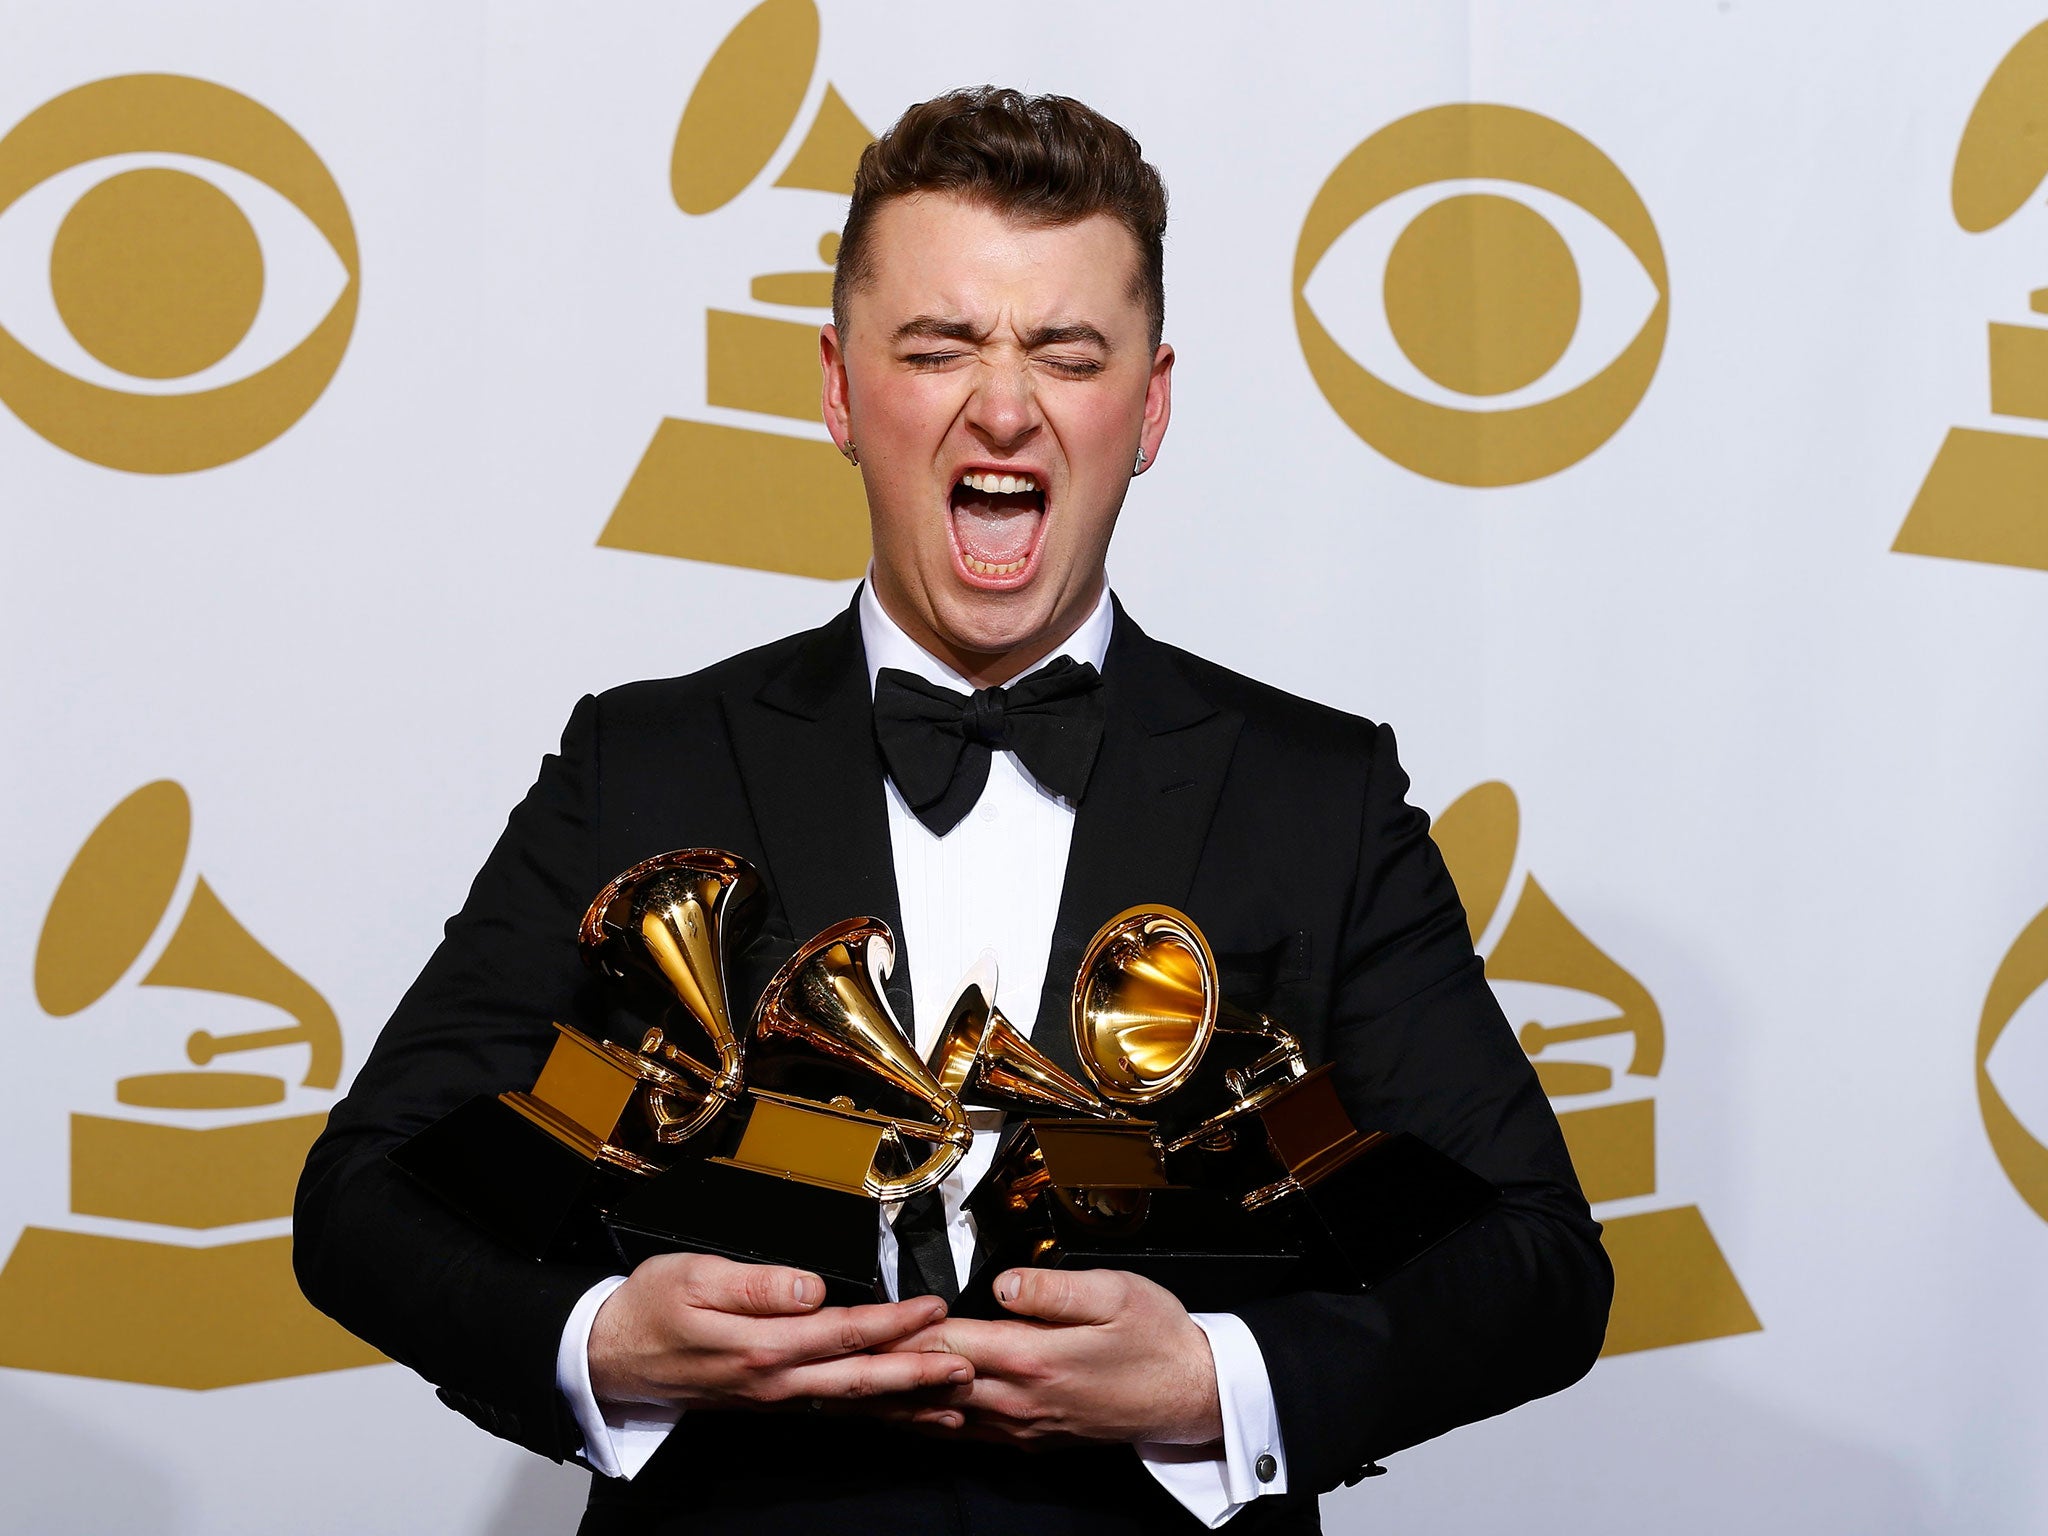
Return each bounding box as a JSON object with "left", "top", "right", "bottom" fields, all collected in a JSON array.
[{"left": 2, "top": 3, "right": 2045, "bottom": 1532}]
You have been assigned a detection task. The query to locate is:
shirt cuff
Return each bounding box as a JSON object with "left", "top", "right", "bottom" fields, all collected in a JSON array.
[
  {"left": 555, "top": 1273, "right": 683, "bottom": 1480},
  {"left": 1136, "top": 1312, "right": 1289, "bottom": 1528}
]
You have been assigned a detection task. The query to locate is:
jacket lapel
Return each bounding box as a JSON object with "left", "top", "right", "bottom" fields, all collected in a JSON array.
[
  {"left": 1029, "top": 603, "right": 1243, "bottom": 1078},
  {"left": 720, "top": 598, "right": 916, "bottom": 1030}
]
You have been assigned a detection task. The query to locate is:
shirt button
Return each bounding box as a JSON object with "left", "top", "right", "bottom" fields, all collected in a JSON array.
[
  {"left": 979, "top": 800, "right": 999, "bottom": 822},
  {"left": 1255, "top": 1453, "right": 1278, "bottom": 1483}
]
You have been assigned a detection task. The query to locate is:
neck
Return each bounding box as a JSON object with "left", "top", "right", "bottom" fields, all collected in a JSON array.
[{"left": 871, "top": 576, "right": 1103, "bottom": 689}]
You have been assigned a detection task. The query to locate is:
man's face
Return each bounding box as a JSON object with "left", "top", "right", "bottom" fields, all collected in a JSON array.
[{"left": 822, "top": 192, "right": 1172, "bottom": 681}]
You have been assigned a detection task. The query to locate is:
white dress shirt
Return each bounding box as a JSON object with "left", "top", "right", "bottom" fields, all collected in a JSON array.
[{"left": 556, "top": 582, "right": 1289, "bottom": 1525}]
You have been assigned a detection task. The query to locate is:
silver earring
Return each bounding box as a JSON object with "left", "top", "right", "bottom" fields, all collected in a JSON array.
[{"left": 1134, "top": 447, "right": 1148, "bottom": 471}]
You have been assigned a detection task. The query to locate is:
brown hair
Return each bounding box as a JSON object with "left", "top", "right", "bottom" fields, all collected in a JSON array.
[{"left": 832, "top": 87, "right": 1168, "bottom": 345}]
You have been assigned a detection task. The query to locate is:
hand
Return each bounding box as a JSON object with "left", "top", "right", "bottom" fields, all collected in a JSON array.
[
  {"left": 587, "top": 1252, "right": 972, "bottom": 1412},
  {"left": 877, "top": 1268, "right": 1223, "bottom": 1447}
]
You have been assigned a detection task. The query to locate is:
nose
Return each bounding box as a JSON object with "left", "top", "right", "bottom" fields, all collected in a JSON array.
[{"left": 966, "top": 356, "right": 1042, "bottom": 451}]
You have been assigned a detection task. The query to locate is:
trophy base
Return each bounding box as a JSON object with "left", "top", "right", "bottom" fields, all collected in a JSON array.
[
  {"left": 955, "top": 1182, "right": 1304, "bottom": 1319},
  {"left": 1894, "top": 425, "right": 2048, "bottom": 575},
  {"left": 599, "top": 417, "right": 872, "bottom": 580},
  {"left": 1255, "top": 1129, "right": 1497, "bottom": 1289},
  {"left": 0, "top": 1226, "right": 385, "bottom": 1388},
  {"left": 1162, "top": 1066, "right": 1496, "bottom": 1290},
  {"left": 603, "top": 1157, "right": 883, "bottom": 1305},
  {"left": 389, "top": 1094, "right": 635, "bottom": 1265}
]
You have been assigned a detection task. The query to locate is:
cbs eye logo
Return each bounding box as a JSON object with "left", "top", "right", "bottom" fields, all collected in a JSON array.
[
  {"left": 0, "top": 74, "right": 357, "bottom": 474},
  {"left": 1294, "top": 104, "right": 1667, "bottom": 488}
]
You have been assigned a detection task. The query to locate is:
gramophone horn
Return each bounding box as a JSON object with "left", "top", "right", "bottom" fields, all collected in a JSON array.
[
  {"left": 1071, "top": 908, "right": 1219, "bottom": 1105},
  {"left": 1071, "top": 906, "right": 1304, "bottom": 1110},
  {"left": 753, "top": 917, "right": 971, "bottom": 1201},
  {"left": 579, "top": 849, "right": 764, "bottom": 1145},
  {"left": 670, "top": 0, "right": 873, "bottom": 215},
  {"left": 929, "top": 953, "right": 1117, "bottom": 1118},
  {"left": 35, "top": 780, "right": 343, "bottom": 1093}
]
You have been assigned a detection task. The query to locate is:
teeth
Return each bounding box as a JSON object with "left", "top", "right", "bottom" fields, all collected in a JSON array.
[
  {"left": 964, "top": 554, "right": 1029, "bottom": 577},
  {"left": 960, "top": 470, "right": 1038, "bottom": 494}
]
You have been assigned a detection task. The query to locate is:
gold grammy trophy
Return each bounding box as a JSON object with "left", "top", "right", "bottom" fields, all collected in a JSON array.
[
  {"left": 599, "top": 0, "right": 877, "bottom": 579},
  {"left": 939, "top": 949, "right": 1310, "bottom": 1315},
  {"left": 604, "top": 915, "right": 973, "bottom": 1300},
  {"left": 0, "top": 780, "right": 381, "bottom": 1388},
  {"left": 1067, "top": 906, "right": 1495, "bottom": 1292},
  {"left": 925, "top": 952, "right": 1158, "bottom": 1274},
  {"left": 926, "top": 952, "right": 1117, "bottom": 1119},
  {"left": 391, "top": 849, "right": 764, "bottom": 1263},
  {"left": 1433, "top": 780, "right": 1760, "bottom": 1357},
  {"left": 580, "top": 848, "right": 766, "bottom": 1147},
  {"left": 1894, "top": 20, "right": 2048, "bottom": 575}
]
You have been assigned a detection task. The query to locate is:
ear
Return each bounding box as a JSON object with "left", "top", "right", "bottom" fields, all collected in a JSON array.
[
  {"left": 821, "top": 322, "right": 854, "bottom": 452},
  {"left": 1137, "top": 342, "right": 1174, "bottom": 472}
]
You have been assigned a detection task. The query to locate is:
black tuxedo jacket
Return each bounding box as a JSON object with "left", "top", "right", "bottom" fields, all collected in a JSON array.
[{"left": 296, "top": 596, "right": 1611, "bottom": 1535}]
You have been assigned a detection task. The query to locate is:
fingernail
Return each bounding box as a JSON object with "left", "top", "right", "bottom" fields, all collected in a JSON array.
[
  {"left": 997, "top": 1272, "right": 1019, "bottom": 1303},
  {"left": 793, "top": 1275, "right": 816, "bottom": 1305},
  {"left": 943, "top": 1413, "right": 963, "bottom": 1429},
  {"left": 949, "top": 1365, "right": 971, "bottom": 1384}
]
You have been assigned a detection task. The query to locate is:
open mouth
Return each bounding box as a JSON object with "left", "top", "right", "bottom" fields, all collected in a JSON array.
[{"left": 949, "top": 469, "right": 1047, "bottom": 585}]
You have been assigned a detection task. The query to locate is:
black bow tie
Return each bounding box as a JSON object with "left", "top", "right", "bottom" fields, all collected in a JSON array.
[{"left": 873, "top": 656, "right": 1106, "bottom": 835}]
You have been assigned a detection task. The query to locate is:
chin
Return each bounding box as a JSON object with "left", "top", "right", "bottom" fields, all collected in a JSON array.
[
  {"left": 934, "top": 608, "right": 1037, "bottom": 659},
  {"left": 929, "top": 587, "right": 1057, "bottom": 659}
]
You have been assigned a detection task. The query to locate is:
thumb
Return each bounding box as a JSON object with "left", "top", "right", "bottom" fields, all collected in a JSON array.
[
  {"left": 671, "top": 1253, "right": 824, "bottom": 1315},
  {"left": 993, "top": 1265, "right": 1123, "bottom": 1325}
]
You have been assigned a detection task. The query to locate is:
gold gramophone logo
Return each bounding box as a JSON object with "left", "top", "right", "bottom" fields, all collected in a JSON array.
[
  {"left": 1894, "top": 21, "right": 2048, "bottom": 574},
  {"left": 599, "top": 0, "right": 874, "bottom": 579},
  {"left": 1977, "top": 899, "right": 2048, "bottom": 1223},
  {"left": 1294, "top": 105, "right": 1667, "bottom": 487},
  {"left": 0, "top": 782, "right": 381, "bottom": 1388},
  {"left": 1435, "top": 782, "right": 1760, "bottom": 1357},
  {"left": 0, "top": 74, "right": 357, "bottom": 473}
]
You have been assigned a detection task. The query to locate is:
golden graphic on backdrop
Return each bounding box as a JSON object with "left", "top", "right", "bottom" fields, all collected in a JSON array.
[
  {"left": 0, "top": 782, "right": 381, "bottom": 1388},
  {"left": 1976, "top": 900, "right": 2048, "bottom": 1222},
  {"left": 1295, "top": 105, "right": 1667, "bottom": 487},
  {"left": 1435, "top": 782, "right": 1760, "bottom": 1357},
  {"left": 0, "top": 74, "right": 357, "bottom": 473},
  {"left": 1895, "top": 21, "right": 2048, "bottom": 574},
  {"left": 600, "top": 0, "right": 874, "bottom": 578}
]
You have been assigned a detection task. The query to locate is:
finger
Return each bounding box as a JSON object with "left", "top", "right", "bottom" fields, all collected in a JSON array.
[
  {"left": 939, "top": 1374, "right": 1041, "bottom": 1423},
  {"left": 811, "top": 1409, "right": 962, "bottom": 1433},
  {"left": 993, "top": 1266, "right": 1126, "bottom": 1326},
  {"left": 670, "top": 1254, "right": 825, "bottom": 1316},
  {"left": 771, "top": 1348, "right": 973, "bottom": 1404},
  {"left": 827, "top": 1380, "right": 972, "bottom": 1413},
  {"left": 770, "top": 1295, "right": 950, "bottom": 1365},
  {"left": 871, "top": 1317, "right": 1047, "bottom": 1376},
  {"left": 828, "top": 1395, "right": 970, "bottom": 1431},
  {"left": 872, "top": 1317, "right": 989, "bottom": 1355},
  {"left": 910, "top": 1409, "right": 1051, "bottom": 1447},
  {"left": 834, "top": 1370, "right": 1037, "bottom": 1424}
]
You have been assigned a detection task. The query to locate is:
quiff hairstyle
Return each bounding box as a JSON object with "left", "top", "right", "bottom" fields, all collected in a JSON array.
[{"left": 831, "top": 87, "right": 1169, "bottom": 346}]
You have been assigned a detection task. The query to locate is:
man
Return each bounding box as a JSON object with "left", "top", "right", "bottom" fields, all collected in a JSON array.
[{"left": 296, "top": 88, "right": 1610, "bottom": 1535}]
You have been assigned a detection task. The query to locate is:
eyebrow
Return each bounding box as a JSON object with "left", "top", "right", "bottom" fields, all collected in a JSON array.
[{"left": 892, "top": 315, "right": 1115, "bottom": 352}]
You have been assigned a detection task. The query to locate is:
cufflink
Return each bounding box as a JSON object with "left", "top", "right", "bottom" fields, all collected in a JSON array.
[{"left": 1255, "top": 1452, "right": 1278, "bottom": 1483}]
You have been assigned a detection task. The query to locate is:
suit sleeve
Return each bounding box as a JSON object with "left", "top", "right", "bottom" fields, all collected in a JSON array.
[
  {"left": 1233, "top": 722, "right": 1614, "bottom": 1493},
  {"left": 294, "top": 695, "right": 619, "bottom": 1462}
]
